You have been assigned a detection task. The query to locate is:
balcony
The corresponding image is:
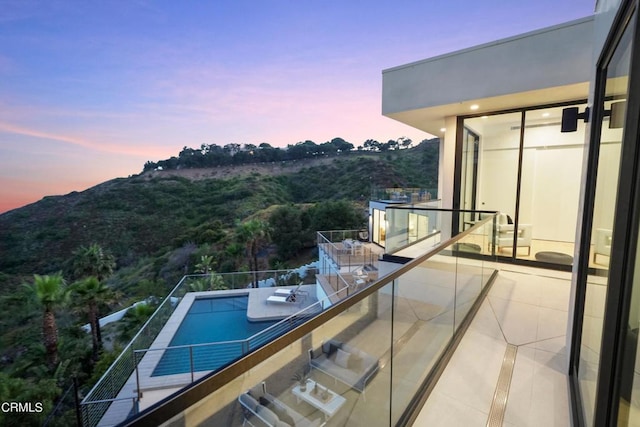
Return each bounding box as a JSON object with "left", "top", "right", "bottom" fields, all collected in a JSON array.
[
  {"left": 370, "top": 187, "right": 438, "bottom": 205},
  {"left": 120, "top": 213, "right": 502, "bottom": 426}
]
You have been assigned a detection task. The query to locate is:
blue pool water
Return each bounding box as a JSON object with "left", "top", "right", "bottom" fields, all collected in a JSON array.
[{"left": 151, "top": 296, "right": 279, "bottom": 376}]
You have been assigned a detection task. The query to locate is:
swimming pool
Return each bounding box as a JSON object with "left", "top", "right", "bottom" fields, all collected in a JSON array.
[{"left": 151, "top": 296, "right": 279, "bottom": 376}]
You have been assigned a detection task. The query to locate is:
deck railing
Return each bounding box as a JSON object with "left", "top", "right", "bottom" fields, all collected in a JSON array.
[
  {"left": 121, "top": 212, "right": 500, "bottom": 427},
  {"left": 317, "top": 229, "right": 379, "bottom": 271}
]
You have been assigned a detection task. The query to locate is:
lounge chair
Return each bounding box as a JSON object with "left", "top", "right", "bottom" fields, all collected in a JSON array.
[
  {"left": 266, "top": 293, "right": 301, "bottom": 304},
  {"left": 274, "top": 283, "right": 303, "bottom": 297}
]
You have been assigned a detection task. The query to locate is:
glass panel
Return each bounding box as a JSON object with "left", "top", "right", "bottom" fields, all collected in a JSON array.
[
  {"left": 462, "top": 113, "right": 522, "bottom": 257},
  {"left": 578, "top": 13, "right": 635, "bottom": 426},
  {"left": 390, "top": 255, "right": 456, "bottom": 423},
  {"left": 517, "top": 104, "right": 587, "bottom": 263},
  {"left": 104, "top": 212, "right": 499, "bottom": 427},
  {"left": 460, "top": 128, "right": 480, "bottom": 228},
  {"left": 613, "top": 12, "right": 638, "bottom": 427},
  {"left": 160, "top": 286, "right": 395, "bottom": 426}
]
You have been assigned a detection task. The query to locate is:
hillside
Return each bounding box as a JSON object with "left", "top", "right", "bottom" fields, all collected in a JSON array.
[
  {"left": 0, "top": 140, "right": 438, "bottom": 423},
  {"left": 0, "top": 142, "right": 437, "bottom": 279}
]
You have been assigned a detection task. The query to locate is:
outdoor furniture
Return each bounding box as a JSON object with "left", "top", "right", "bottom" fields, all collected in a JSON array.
[
  {"left": 594, "top": 228, "right": 612, "bottom": 264},
  {"left": 239, "top": 382, "right": 325, "bottom": 427},
  {"left": 274, "top": 283, "right": 306, "bottom": 297},
  {"left": 308, "top": 339, "right": 379, "bottom": 394},
  {"left": 351, "top": 267, "right": 368, "bottom": 289},
  {"left": 535, "top": 251, "right": 574, "bottom": 265},
  {"left": 267, "top": 293, "right": 303, "bottom": 304},
  {"left": 271, "top": 284, "right": 307, "bottom": 305},
  {"left": 292, "top": 379, "right": 346, "bottom": 420}
]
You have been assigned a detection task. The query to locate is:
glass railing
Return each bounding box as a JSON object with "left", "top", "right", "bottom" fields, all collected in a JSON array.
[
  {"left": 317, "top": 230, "right": 379, "bottom": 271},
  {"left": 121, "top": 214, "right": 498, "bottom": 427},
  {"left": 370, "top": 187, "right": 438, "bottom": 204},
  {"left": 384, "top": 207, "right": 497, "bottom": 257}
]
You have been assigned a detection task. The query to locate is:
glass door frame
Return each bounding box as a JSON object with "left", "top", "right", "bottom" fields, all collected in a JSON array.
[
  {"left": 452, "top": 101, "right": 587, "bottom": 269},
  {"left": 569, "top": 0, "right": 640, "bottom": 425}
]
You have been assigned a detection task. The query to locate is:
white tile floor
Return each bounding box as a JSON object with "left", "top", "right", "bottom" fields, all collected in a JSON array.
[{"left": 413, "top": 266, "right": 572, "bottom": 427}]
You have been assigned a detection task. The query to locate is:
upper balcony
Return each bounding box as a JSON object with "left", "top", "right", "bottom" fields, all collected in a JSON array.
[{"left": 371, "top": 187, "right": 438, "bottom": 205}]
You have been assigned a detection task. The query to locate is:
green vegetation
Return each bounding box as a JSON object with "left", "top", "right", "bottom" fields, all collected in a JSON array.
[
  {"left": 142, "top": 136, "right": 409, "bottom": 172},
  {"left": 0, "top": 138, "right": 438, "bottom": 425}
]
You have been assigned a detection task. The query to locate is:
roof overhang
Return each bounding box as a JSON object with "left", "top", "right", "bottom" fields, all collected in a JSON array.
[{"left": 382, "top": 16, "right": 594, "bottom": 135}]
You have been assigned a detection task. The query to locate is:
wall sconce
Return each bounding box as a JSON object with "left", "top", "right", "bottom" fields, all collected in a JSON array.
[
  {"left": 561, "top": 107, "right": 590, "bottom": 132},
  {"left": 561, "top": 101, "right": 626, "bottom": 132}
]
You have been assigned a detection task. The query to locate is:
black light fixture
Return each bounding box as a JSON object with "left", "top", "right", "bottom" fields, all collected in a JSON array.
[
  {"left": 561, "top": 101, "right": 626, "bottom": 132},
  {"left": 561, "top": 106, "right": 590, "bottom": 132}
]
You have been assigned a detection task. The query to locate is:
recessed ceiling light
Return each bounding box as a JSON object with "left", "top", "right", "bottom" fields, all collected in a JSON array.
[
  {"left": 440, "top": 128, "right": 446, "bottom": 132},
  {"left": 470, "top": 104, "right": 479, "bottom": 110},
  {"left": 542, "top": 112, "right": 550, "bottom": 117},
  {"left": 481, "top": 116, "right": 488, "bottom": 119}
]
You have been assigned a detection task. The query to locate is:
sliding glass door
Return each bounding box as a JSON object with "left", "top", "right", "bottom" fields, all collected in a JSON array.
[{"left": 457, "top": 103, "right": 587, "bottom": 266}]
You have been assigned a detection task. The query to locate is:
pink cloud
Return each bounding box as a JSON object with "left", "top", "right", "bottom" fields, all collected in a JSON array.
[{"left": 0, "top": 121, "right": 164, "bottom": 158}]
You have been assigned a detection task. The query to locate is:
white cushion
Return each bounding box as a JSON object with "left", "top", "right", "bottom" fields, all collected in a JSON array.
[{"left": 335, "top": 348, "right": 351, "bottom": 369}]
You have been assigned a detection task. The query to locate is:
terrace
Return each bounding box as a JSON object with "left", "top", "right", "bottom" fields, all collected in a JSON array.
[{"left": 119, "top": 211, "right": 510, "bottom": 426}]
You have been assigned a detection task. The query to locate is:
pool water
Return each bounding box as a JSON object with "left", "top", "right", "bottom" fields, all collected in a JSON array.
[{"left": 151, "top": 296, "right": 278, "bottom": 376}]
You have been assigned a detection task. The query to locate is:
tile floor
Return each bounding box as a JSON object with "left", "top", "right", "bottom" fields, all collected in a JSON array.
[{"left": 413, "top": 265, "right": 572, "bottom": 426}]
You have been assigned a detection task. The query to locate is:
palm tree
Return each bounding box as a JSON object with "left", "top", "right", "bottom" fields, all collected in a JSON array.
[
  {"left": 25, "top": 273, "right": 68, "bottom": 369},
  {"left": 117, "top": 303, "right": 156, "bottom": 343},
  {"left": 236, "top": 219, "right": 271, "bottom": 287},
  {"left": 72, "top": 243, "right": 116, "bottom": 281},
  {"left": 224, "top": 242, "right": 244, "bottom": 270},
  {"left": 188, "top": 272, "right": 228, "bottom": 292},
  {"left": 72, "top": 276, "right": 116, "bottom": 360},
  {"left": 194, "top": 255, "right": 215, "bottom": 274}
]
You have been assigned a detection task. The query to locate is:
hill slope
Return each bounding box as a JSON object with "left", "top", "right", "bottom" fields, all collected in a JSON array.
[{"left": 0, "top": 141, "right": 438, "bottom": 279}]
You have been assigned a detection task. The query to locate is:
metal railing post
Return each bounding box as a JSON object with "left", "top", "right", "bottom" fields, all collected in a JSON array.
[
  {"left": 134, "top": 349, "right": 141, "bottom": 399},
  {"left": 189, "top": 346, "right": 194, "bottom": 383}
]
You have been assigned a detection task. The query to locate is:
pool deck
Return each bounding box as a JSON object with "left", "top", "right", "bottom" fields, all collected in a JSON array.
[
  {"left": 96, "top": 286, "right": 319, "bottom": 426},
  {"left": 247, "top": 284, "right": 318, "bottom": 321}
]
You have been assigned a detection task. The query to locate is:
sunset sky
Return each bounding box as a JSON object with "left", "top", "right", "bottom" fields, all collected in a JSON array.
[{"left": 0, "top": 1, "right": 594, "bottom": 213}]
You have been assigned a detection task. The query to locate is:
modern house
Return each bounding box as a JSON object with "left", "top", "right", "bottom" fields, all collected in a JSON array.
[{"left": 91, "top": 0, "right": 640, "bottom": 426}]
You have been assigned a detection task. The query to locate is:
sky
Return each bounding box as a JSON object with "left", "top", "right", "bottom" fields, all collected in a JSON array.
[{"left": 0, "top": 1, "right": 595, "bottom": 214}]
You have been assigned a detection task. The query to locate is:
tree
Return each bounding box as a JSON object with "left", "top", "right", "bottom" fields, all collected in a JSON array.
[
  {"left": 195, "top": 255, "right": 215, "bottom": 274},
  {"left": 309, "top": 200, "right": 365, "bottom": 232},
  {"left": 236, "top": 219, "right": 271, "bottom": 287},
  {"left": 330, "top": 137, "right": 354, "bottom": 152},
  {"left": 72, "top": 243, "right": 116, "bottom": 281},
  {"left": 398, "top": 136, "right": 413, "bottom": 149},
  {"left": 25, "top": 273, "right": 68, "bottom": 369},
  {"left": 117, "top": 303, "right": 156, "bottom": 343},
  {"left": 0, "top": 373, "right": 60, "bottom": 426},
  {"left": 269, "top": 205, "right": 309, "bottom": 259},
  {"left": 71, "top": 276, "right": 117, "bottom": 361},
  {"left": 222, "top": 242, "right": 245, "bottom": 272},
  {"left": 188, "top": 273, "right": 227, "bottom": 292}
]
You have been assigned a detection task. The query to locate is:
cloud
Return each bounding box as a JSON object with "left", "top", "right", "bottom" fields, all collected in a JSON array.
[{"left": 0, "top": 121, "right": 159, "bottom": 157}]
